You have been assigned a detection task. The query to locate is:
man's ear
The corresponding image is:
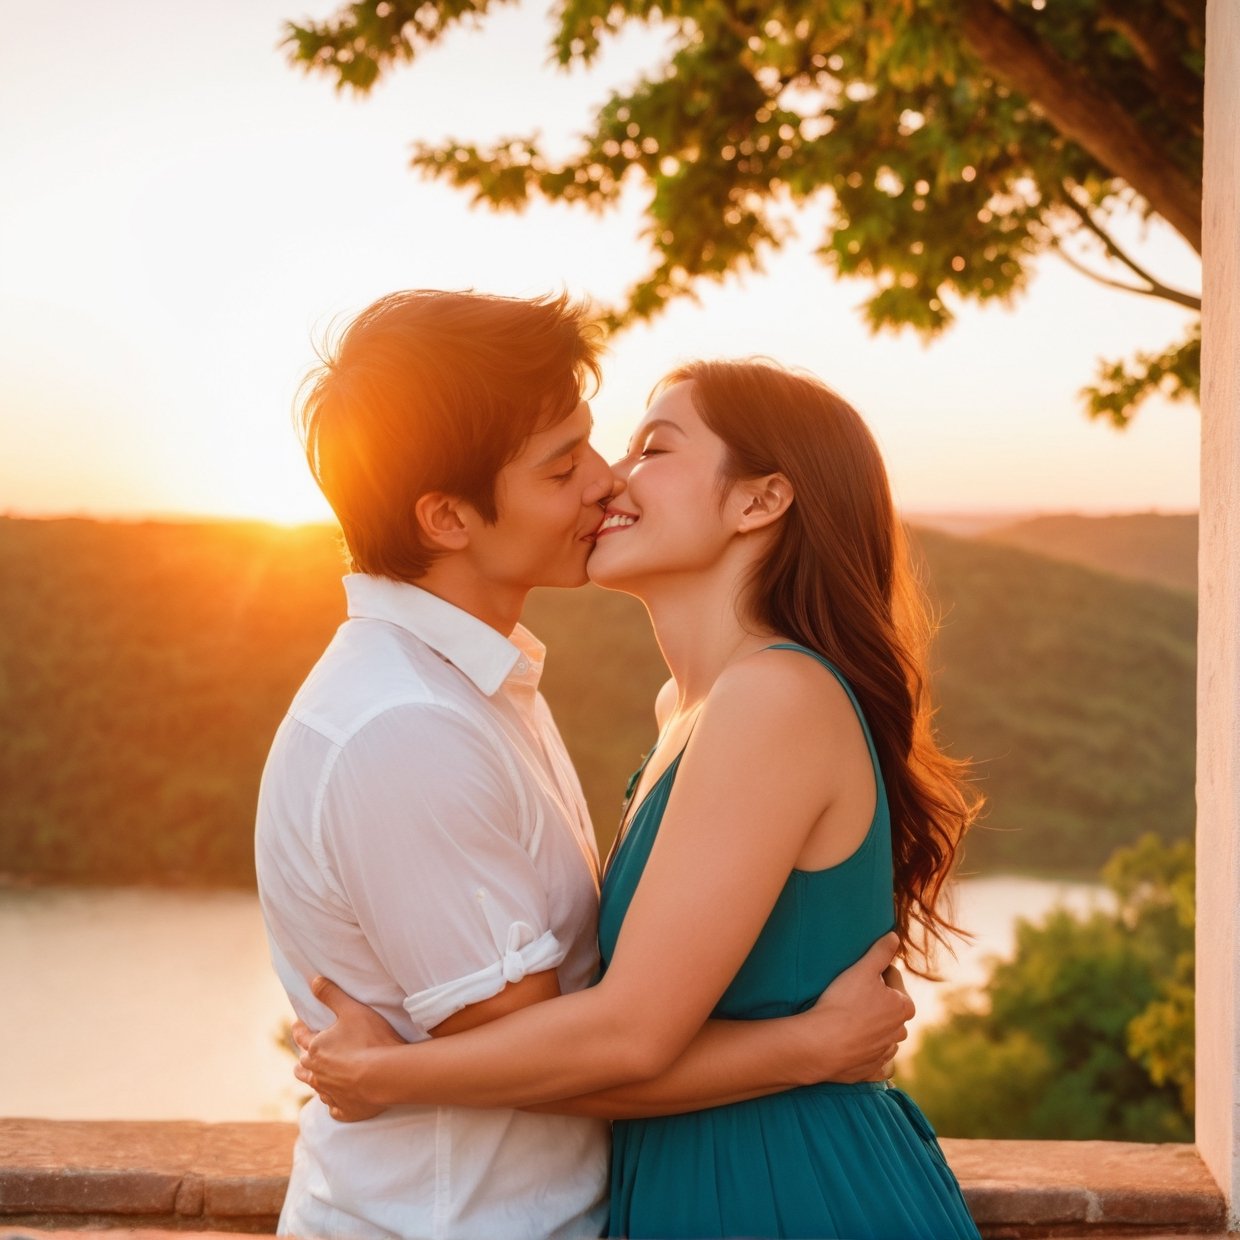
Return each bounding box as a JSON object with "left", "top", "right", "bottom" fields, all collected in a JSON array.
[
  {"left": 413, "top": 492, "right": 471, "bottom": 552},
  {"left": 737, "top": 473, "right": 794, "bottom": 532}
]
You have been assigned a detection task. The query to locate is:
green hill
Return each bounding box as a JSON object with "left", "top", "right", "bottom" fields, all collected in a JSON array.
[
  {"left": 912, "top": 528, "right": 1195, "bottom": 873},
  {"left": 0, "top": 518, "right": 344, "bottom": 884},
  {"left": 983, "top": 512, "right": 1198, "bottom": 594},
  {"left": 0, "top": 516, "right": 1194, "bottom": 885}
]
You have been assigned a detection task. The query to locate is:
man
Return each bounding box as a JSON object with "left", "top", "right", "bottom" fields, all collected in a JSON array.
[{"left": 256, "top": 289, "right": 910, "bottom": 1239}]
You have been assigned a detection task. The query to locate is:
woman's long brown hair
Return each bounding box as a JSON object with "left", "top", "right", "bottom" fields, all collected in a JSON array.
[{"left": 663, "top": 358, "right": 981, "bottom": 976}]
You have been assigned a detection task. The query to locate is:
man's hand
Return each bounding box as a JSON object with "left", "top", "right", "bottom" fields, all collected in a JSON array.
[
  {"left": 292, "top": 977, "right": 404, "bottom": 1122},
  {"left": 799, "top": 932, "right": 914, "bottom": 1084}
]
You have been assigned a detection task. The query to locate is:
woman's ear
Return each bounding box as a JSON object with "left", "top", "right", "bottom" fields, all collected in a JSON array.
[
  {"left": 413, "top": 492, "right": 471, "bottom": 552},
  {"left": 737, "top": 473, "right": 794, "bottom": 532}
]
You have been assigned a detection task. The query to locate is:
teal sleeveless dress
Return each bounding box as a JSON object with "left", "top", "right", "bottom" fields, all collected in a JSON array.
[{"left": 597, "top": 645, "right": 980, "bottom": 1239}]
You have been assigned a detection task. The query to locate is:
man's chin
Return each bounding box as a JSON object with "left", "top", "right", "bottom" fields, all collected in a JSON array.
[{"left": 538, "top": 561, "right": 591, "bottom": 590}]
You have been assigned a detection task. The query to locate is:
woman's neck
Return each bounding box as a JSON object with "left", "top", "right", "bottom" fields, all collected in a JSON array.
[{"left": 640, "top": 568, "right": 779, "bottom": 710}]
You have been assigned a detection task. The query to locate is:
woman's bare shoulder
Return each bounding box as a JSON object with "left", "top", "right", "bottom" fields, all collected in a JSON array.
[
  {"left": 711, "top": 644, "right": 858, "bottom": 731},
  {"left": 699, "top": 645, "right": 870, "bottom": 811}
]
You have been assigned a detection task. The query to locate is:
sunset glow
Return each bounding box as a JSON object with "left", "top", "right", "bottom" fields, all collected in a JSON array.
[{"left": 1, "top": 0, "right": 1201, "bottom": 524}]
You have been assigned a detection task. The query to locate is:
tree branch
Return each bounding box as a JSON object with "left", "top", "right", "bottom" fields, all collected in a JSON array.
[
  {"left": 1054, "top": 186, "right": 1201, "bottom": 311},
  {"left": 1060, "top": 187, "right": 1166, "bottom": 286},
  {"left": 1050, "top": 241, "right": 1200, "bottom": 312},
  {"left": 959, "top": 0, "right": 1202, "bottom": 253}
]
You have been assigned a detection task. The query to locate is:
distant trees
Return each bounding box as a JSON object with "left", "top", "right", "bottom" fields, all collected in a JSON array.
[
  {"left": 284, "top": 0, "right": 1203, "bottom": 426},
  {"left": 910, "top": 834, "right": 1194, "bottom": 1140},
  {"left": 0, "top": 519, "right": 345, "bottom": 886},
  {"left": 0, "top": 518, "right": 1195, "bottom": 885}
]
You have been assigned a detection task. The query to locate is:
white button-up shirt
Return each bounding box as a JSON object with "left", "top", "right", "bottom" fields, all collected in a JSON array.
[{"left": 256, "top": 574, "right": 609, "bottom": 1240}]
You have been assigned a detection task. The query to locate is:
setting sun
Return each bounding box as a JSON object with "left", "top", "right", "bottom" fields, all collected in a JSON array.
[{"left": 0, "top": 0, "right": 1200, "bottom": 524}]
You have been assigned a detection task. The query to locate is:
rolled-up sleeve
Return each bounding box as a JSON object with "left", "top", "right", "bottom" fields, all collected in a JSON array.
[{"left": 319, "top": 703, "right": 566, "bottom": 1037}]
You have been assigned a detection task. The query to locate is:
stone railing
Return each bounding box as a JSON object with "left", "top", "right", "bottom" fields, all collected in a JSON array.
[{"left": 0, "top": 1119, "right": 1231, "bottom": 1238}]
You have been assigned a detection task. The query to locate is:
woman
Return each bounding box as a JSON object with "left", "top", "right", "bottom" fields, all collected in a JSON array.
[{"left": 296, "top": 359, "right": 982, "bottom": 1239}]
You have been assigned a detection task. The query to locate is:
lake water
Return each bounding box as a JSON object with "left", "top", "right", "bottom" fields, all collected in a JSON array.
[{"left": 2, "top": 877, "right": 1111, "bottom": 1122}]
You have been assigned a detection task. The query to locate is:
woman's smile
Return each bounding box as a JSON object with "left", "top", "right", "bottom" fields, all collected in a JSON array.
[{"left": 596, "top": 508, "right": 639, "bottom": 537}]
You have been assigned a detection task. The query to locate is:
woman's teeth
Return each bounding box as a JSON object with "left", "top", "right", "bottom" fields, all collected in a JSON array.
[{"left": 599, "top": 513, "right": 637, "bottom": 533}]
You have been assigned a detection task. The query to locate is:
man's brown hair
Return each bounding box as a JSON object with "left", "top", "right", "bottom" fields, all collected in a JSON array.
[{"left": 298, "top": 289, "right": 602, "bottom": 581}]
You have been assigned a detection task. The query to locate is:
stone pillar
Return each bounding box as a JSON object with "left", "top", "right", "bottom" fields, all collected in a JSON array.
[{"left": 1197, "top": 0, "right": 1240, "bottom": 1225}]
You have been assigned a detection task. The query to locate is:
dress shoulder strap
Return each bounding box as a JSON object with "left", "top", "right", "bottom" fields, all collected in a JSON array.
[{"left": 763, "top": 642, "right": 887, "bottom": 803}]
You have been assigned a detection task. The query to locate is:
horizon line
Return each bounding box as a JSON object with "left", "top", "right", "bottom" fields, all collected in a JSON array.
[{"left": 0, "top": 504, "right": 1202, "bottom": 529}]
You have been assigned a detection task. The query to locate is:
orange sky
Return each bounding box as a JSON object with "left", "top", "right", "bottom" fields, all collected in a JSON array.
[{"left": 0, "top": 0, "right": 1201, "bottom": 524}]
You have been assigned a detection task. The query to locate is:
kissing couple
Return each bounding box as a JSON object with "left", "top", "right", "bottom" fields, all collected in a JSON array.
[{"left": 256, "top": 289, "right": 981, "bottom": 1239}]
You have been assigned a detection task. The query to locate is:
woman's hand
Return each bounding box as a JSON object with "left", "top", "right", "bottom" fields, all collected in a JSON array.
[
  {"left": 803, "top": 932, "right": 914, "bottom": 1083},
  {"left": 292, "top": 977, "right": 404, "bottom": 1122}
]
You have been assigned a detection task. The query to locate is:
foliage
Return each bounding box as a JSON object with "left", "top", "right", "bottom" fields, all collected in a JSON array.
[
  {"left": 908, "top": 833, "right": 1194, "bottom": 1140},
  {"left": 1108, "top": 833, "right": 1196, "bottom": 1113},
  {"left": 0, "top": 516, "right": 1194, "bottom": 885},
  {"left": 283, "top": 0, "right": 1203, "bottom": 424},
  {"left": 1084, "top": 321, "right": 1201, "bottom": 429}
]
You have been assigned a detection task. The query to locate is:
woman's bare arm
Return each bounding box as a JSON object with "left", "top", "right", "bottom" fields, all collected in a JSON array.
[
  {"left": 297, "top": 936, "right": 910, "bottom": 1121},
  {"left": 525, "top": 940, "right": 909, "bottom": 1118},
  {"left": 296, "top": 654, "right": 883, "bottom": 1111}
]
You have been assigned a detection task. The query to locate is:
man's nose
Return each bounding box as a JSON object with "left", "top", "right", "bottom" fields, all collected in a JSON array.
[
  {"left": 600, "top": 470, "right": 626, "bottom": 503},
  {"left": 584, "top": 448, "right": 622, "bottom": 506}
]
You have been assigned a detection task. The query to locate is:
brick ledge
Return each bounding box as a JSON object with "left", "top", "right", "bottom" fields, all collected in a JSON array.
[{"left": 0, "top": 1119, "right": 1230, "bottom": 1237}]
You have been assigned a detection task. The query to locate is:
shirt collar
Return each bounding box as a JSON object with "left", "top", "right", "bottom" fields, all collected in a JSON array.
[{"left": 343, "top": 574, "right": 544, "bottom": 697}]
